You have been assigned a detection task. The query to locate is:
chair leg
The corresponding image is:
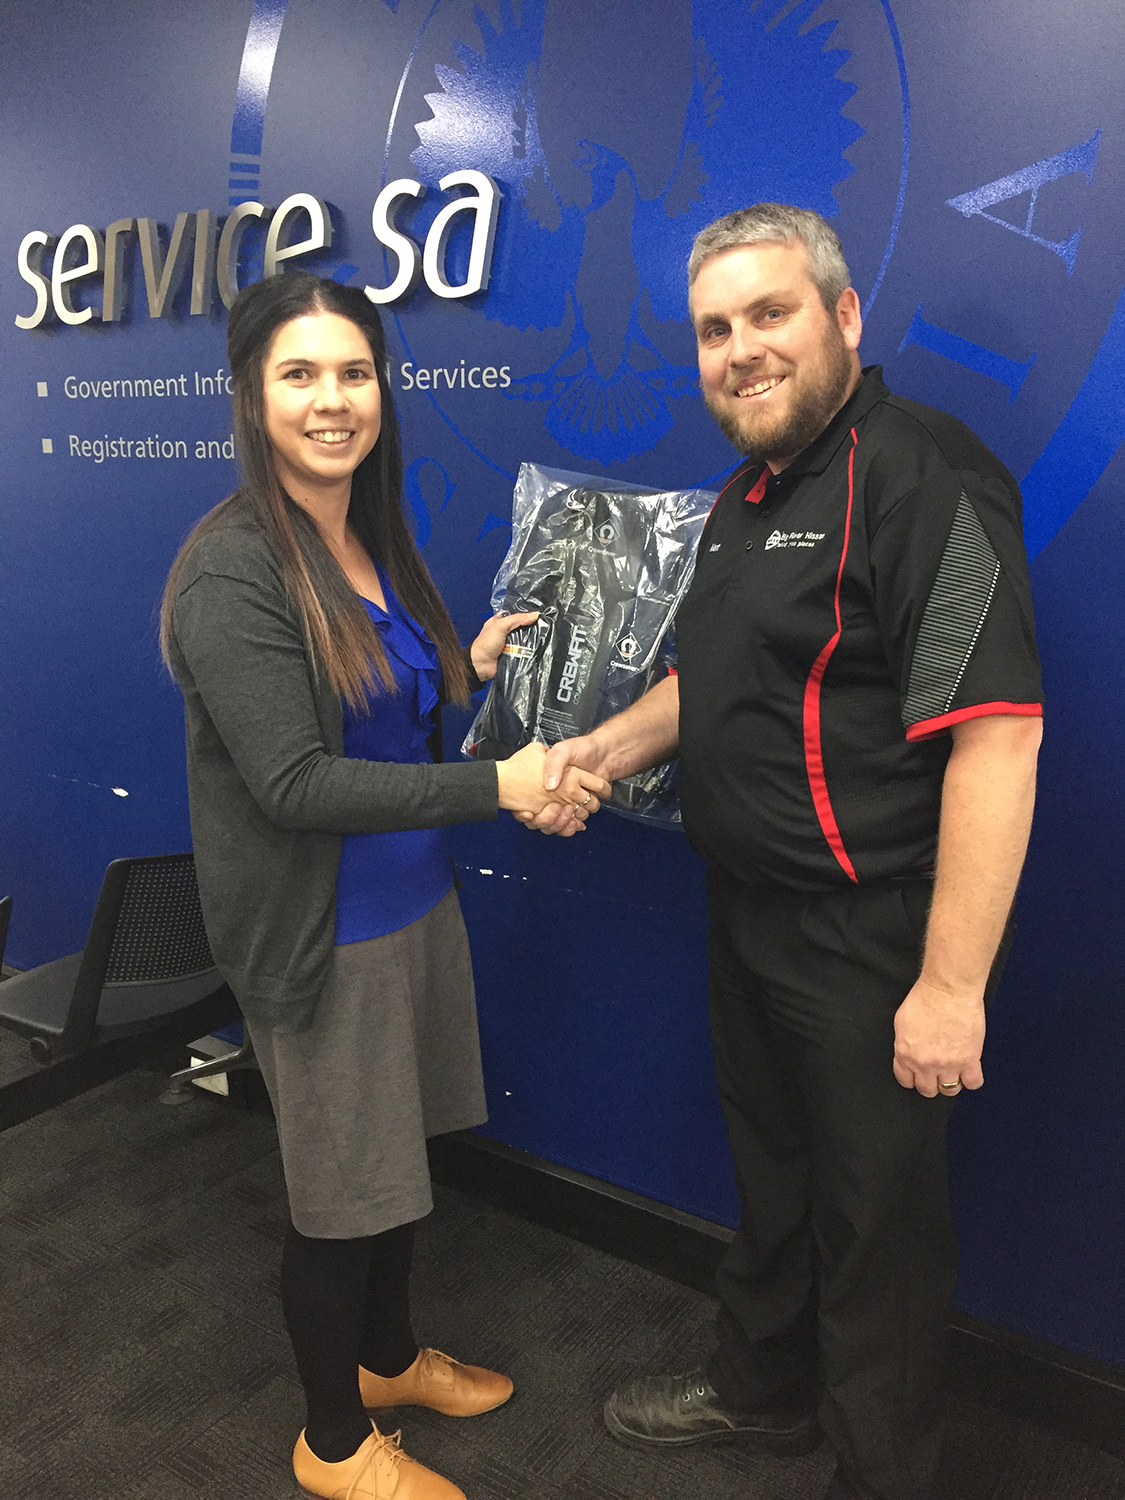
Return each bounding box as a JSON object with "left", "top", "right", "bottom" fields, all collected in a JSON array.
[
  {"left": 159, "top": 1039, "right": 256, "bottom": 1106},
  {"left": 159, "top": 1075, "right": 196, "bottom": 1106}
]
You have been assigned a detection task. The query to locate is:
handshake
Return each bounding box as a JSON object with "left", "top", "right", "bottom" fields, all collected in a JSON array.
[
  {"left": 472, "top": 611, "right": 679, "bottom": 837},
  {"left": 493, "top": 738, "right": 610, "bottom": 837},
  {"left": 470, "top": 609, "right": 615, "bottom": 837}
]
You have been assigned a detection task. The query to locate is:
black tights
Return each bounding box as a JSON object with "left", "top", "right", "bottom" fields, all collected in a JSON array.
[{"left": 281, "top": 1219, "right": 419, "bottom": 1463}]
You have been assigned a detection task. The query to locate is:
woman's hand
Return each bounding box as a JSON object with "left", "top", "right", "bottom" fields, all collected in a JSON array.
[
  {"left": 495, "top": 742, "right": 610, "bottom": 835},
  {"left": 470, "top": 611, "right": 540, "bottom": 681}
]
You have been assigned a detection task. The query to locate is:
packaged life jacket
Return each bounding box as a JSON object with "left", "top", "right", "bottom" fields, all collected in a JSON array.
[{"left": 462, "top": 463, "right": 715, "bottom": 825}]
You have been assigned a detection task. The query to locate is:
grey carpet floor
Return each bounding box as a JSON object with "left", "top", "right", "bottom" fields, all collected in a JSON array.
[{"left": 1, "top": 1069, "right": 1123, "bottom": 1500}]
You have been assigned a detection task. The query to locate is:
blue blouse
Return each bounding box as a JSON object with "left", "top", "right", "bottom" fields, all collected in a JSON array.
[{"left": 334, "top": 575, "right": 454, "bottom": 944}]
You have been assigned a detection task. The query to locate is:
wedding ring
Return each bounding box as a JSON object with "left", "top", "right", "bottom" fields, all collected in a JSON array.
[
  {"left": 937, "top": 1080, "right": 962, "bottom": 1093},
  {"left": 580, "top": 792, "right": 592, "bottom": 806}
]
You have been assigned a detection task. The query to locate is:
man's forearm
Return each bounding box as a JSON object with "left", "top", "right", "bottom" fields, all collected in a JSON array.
[
  {"left": 921, "top": 714, "right": 1042, "bottom": 994},
  {"left": 584, "top": 674, "right": 681, "bottom": 781},
  {"left": 892, "top": 713, "right": 1041, "bottom": 1094}
]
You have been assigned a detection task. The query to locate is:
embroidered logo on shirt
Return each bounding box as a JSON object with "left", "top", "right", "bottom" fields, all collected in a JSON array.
[
  {"left": 764, "top": 529, "right": 827, "bottom": 551},
  {"left": 709, "top": 542, "right": 722, "bottom": 552}
]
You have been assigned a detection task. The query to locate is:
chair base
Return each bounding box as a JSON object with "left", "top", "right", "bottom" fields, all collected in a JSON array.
[{"left": 0, "top": 987, "right": 238, "bottom": 1134}]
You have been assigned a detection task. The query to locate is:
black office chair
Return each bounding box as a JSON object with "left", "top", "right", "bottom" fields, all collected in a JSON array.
[{"left": 0, "top": 854, "right": 235, "bottom": 1064}]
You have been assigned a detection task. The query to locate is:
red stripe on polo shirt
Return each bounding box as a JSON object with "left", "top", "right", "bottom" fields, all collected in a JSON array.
[
  {"left": 802, "top": 429, "right": 859, "bottom": 884},
  {"left": 745, "top": 470, "right": 768, "bottom": 504},
  {"left": 706, "top": 463, "right": 764, "bottom": 519},
  {"left": 905, "top": 701, "right": 1043, "bottom": 742}
]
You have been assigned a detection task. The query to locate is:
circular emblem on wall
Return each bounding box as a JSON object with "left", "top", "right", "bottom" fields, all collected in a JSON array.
[
  {"left": 237, "top": 0, "right": 1125, "bottom": 553},
  {"left": 381, "top": 0, "right": 909, "bottom": 479}
]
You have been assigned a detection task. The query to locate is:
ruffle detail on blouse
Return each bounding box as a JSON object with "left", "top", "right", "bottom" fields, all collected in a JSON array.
[{"left": 359, "top": 582, "right": 440, "bottom": 743}]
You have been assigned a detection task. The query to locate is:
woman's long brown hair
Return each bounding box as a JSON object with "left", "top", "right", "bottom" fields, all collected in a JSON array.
[{"left": 160, "top": 272, "right": 471, "bottom": 709}]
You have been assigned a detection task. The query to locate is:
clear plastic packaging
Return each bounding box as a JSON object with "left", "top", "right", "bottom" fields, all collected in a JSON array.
[{"left": 462, "top": 463, "right": 716, "bottom": 826}]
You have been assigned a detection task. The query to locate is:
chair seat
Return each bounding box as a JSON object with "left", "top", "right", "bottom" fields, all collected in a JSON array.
[
  {"left": 0, "top": 953, "right": 83, "bottom": 1037},
  {"left": 0, "top": 956, "right": 227, "bottom": 1041},
  {"left": 96, "top": 969, "right": 228, "bottom": 1032}
]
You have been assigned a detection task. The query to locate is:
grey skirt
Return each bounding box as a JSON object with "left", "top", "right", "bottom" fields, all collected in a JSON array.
[{"left": 247, "top": 888, "right": 487, "bottom": 1238}]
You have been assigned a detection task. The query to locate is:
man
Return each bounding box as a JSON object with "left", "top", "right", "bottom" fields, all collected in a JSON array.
[{"left": 527, "top": 204, "right": 1043, "bottom": 1500}]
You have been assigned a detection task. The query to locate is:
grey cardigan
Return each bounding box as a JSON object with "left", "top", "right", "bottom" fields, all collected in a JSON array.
[{"left": 168, "top": 512, "right": 499, "bottom": 1033}]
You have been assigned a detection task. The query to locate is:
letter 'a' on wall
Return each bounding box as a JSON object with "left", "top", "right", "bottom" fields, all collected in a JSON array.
[{"left": 422, "top": 170, "right": 500, "bottom": 299}]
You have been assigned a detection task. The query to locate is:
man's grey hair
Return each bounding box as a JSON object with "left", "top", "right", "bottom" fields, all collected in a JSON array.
[{"left": 688, "top": 204, "right": 852, "bottom": 311}]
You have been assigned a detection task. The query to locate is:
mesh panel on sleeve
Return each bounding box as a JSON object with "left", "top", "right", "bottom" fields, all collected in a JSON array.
[
  {"left": 103, "top": 856, "right": 215, "bottom": 984},
  {"left": 902, "top": 491, "right": 1001, "bottom": 727}
]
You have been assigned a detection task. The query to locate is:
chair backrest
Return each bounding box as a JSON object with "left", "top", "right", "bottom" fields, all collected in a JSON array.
[
  {"left": 62, "top": 854, "right": 215, "bottom": 1050},
  {"left": 103, "top": 856, "right": 214, "bottom": 984}
]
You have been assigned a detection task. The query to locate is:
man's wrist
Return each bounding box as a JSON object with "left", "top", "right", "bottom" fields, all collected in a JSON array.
[
  {"left": 914, "top": 967, "right": 987, "bottom": 1006},
  {"left": 583, "top": 727, "right": 620, "bottom": 781}
]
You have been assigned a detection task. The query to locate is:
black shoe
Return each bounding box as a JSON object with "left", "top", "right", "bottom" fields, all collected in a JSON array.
[{"left": 603, "top": 1369, "right": 819, "bottom": 1454}]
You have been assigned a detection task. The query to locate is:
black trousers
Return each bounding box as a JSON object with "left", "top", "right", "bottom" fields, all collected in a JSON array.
[{"left": 703, "top": 870, "right": 1012, "bottom": 1500}]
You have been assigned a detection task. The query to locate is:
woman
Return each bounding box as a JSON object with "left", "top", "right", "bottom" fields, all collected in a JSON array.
[{"left": 162, "top": 272, "right": 608, "bottom": 1500}]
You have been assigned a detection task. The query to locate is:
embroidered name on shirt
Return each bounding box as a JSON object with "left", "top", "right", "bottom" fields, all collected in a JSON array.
[{"left": 764, "top": 530, "right": 827, "bottom": 551}]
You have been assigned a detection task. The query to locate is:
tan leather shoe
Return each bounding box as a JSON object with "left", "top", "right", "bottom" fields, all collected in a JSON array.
[
  {"left": 360, "top": 1348, "right": 513, "bottom": 1417},
  {"left": 293, "top": 1423, "right": 465, "bottom": 1500}
]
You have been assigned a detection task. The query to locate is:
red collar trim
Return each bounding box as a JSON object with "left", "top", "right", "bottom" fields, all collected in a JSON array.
[{"left": 745, "top": 469, "right": 768, "bottom": 504}]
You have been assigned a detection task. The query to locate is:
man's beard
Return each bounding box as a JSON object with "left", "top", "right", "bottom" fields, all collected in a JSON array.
[{"left": 706, "top": 328, "right": 855, "bottom": 463}]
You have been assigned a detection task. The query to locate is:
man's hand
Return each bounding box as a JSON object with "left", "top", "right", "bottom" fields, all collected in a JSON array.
[
  {"left": 469, "top": 611, "right": 540, "bottom": 682},
  {"left": 512, "top": 733, "right": 611, "bottom": 835},
  {"left": 512, "top": 676, "right": 682, "bottom": 837},
  {"left": 893, "top": 977, "right": 986, "bottom": 1098}
]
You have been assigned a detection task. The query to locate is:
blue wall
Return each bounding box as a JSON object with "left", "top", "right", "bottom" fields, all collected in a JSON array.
[{"left": 1, "top": 0, "right": 1122, "bottom": 1366}]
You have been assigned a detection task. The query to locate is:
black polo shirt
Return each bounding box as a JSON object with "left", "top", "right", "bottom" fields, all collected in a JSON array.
[{"left": 675, "top": 366, "right": 1043, "bottom": 892}]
